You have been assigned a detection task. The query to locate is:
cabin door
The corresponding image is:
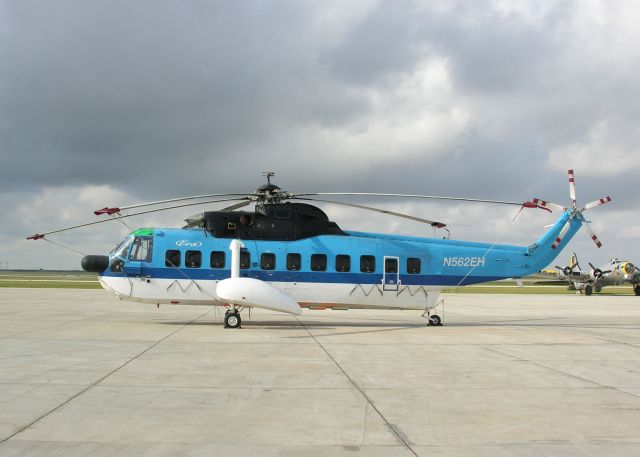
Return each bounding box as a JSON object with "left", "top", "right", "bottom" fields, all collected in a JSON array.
[{"left": 383, "top": 256, "right": 400, "bottom": 291}]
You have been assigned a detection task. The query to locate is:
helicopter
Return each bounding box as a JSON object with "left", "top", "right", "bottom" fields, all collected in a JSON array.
[{"left": 28, "top": 170, "right": 611, "bottom": 328}]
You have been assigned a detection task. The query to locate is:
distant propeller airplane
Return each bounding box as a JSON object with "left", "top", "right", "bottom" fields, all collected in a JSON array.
[
  {"left": 28, "top": 169, "right": 612, "bottom": 328},
  {"left": 542, "top": 253, "right": 639, "bottom": 296}
]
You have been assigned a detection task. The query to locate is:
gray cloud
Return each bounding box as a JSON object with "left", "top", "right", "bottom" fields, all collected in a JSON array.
[{"left": 1, "top": 0, "right": 638, "bottom": 269}]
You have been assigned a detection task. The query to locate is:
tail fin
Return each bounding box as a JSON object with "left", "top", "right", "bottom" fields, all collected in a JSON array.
[{"left": 570, "top": 252, "right": 580, "bottom": 272}]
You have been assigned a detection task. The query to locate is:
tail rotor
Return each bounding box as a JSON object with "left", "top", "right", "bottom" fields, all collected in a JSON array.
[{"left": 532, "top": 169, "right": 611, "bottom": 249}]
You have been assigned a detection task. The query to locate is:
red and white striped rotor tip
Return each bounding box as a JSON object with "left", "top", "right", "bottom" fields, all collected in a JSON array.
[
  {"left": 568, "top": 169, "right": 577, "bottom": 208},
  {"left": 551, "top": 220, "right": 571, "bottom": 249},
  {"left": 582, "top": 221, "right": 603, "bottom": 248},
  {"left": 531, "top": 198, "right": 564, "bottom": 213},
  {"left": 583, "top": 196, "right": 612, "bottom": 211}
]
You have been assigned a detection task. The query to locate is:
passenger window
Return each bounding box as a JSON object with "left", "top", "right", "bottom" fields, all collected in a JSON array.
[
  {"left": 210, "top": 251, "right": 225, "bottom": 269},
  {"left": 407, "top": 258, "right": 421, "bottom": 274},
  {"left": 335, "top": 254, "right": 351, "bottom": 272},
  {"left": 287, "top": 253, "right": 301, "bottom": 271},
  {"left": 129, "top": 237, "right": 153, "bottom": 262},
  {"left": 360, "top": 255, "right": 376, "bottom": 273},
  {"left": 261, "top": 253, "right": 276, "bottom": 270},
  {"left": 165, "top": 250, "right": 181, "bottom": 268},
  {"left": 311, "top": 254, "right": 327, "bottom": 271},
  {"left": 185, "top": 250, "right": 201, "bottom": 268},
  {"left": 240, "top": 251, "right": 250, "bottom": 269},
  {"left": 385, "top": 258, "right": 398, "bottom": 273}
]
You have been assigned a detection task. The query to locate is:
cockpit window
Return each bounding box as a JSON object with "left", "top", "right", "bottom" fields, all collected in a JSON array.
[
  {"left": 112, "top": 238, "right": 133, "bottom": 258},
  {"left": 129, "top": 237, "right": 153, "bottom": 262}
]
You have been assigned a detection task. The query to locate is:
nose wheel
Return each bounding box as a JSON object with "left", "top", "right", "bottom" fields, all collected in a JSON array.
[
  {"left": 224, "top": 309, "right": 242, "bottom": 329},
  {"left": 428, "top": 314, "right": 442, "bottom": 326}
]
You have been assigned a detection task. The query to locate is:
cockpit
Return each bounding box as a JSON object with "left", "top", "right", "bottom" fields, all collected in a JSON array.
[{"left": 109, "top": 235, "right": 153, "bottom": 273}]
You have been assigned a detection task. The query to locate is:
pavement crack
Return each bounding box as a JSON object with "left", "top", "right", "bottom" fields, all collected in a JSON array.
[
  {"left": 0, "top": 308, "right": 213, "bottom": 445},
  {"left": 485, "top": 345, "right": 640, "bottom": 401},
  {"left": 295, "top": 317, "right": 419, "bottom": 457}
]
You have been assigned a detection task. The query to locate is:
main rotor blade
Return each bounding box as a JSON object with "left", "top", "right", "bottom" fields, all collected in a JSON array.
[
  {"left": 292, "top": 192, "right": 525, "bottom": 207},
  {"left": 220, "top": 200, "right": 252, "bottom": 211},
  {"left": 583, "top": 196, "right": 612, "bottom": 211},
  {"left": 95, "top": 193, "right": 251, "bottom": 215},
  {"left": 583, "top": 221, "right": 603, "bottom": 248},
  {"left": 568, "top": 169, "right": 577, "bottom": 208},
  {"left": 28, "top": 197, "right": 249, "bottom": 239},
  {"left": 293, "top": 197, "right": 446, "bottom": 228}
]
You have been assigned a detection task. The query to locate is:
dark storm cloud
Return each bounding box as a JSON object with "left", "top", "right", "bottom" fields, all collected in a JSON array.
[
  {"left": 0, "top": 0, "right": 372, "bottom": 196},
  {"left": 1, "top": 0, "right": 639, "bottom": 269}
]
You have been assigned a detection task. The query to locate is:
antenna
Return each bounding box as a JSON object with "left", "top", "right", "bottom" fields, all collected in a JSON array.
[{"left": 262, "top": 171, "right": 275, "bottom": 185}]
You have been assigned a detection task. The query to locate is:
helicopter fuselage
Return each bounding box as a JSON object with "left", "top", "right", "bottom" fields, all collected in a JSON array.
[{"left": 96, "top": 206, "right": 581, "bottom": 312}]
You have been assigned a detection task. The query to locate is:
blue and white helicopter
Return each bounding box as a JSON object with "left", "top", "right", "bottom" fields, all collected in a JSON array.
[{"left": 29, "top": 170, "right": 611, "bottom": 328}]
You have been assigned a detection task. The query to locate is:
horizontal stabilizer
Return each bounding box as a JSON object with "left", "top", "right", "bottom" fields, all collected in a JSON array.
[{"left": 216, "top": 277, "right": 302, "bottom": 315}]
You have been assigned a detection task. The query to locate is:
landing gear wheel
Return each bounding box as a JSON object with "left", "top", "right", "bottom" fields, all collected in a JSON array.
[
  {"left": 585, "top": 285, "right": 593, "bottom": 296},
  {"left": 428, "top": 314, "right": 442, "bottom": 326},
  {"left": 225, "top": 311, "right": 241, "bottom": 329},
  {"left": 635, "top": 285, "right": 640, "bottom": 296}
]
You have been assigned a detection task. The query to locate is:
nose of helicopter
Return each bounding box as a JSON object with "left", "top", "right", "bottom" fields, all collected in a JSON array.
[{"left": 81, "top": 255, "right": 110, "bottom": 273}]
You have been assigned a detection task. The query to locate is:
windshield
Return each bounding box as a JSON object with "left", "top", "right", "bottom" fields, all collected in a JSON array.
[{"left": 112, "top": 237, "right": 133, "bottom": 258}]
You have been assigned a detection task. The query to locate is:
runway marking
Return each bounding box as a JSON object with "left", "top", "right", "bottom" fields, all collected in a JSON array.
[
  {"left": 295, "top": 316, "right": 419, "bottom": 457},
  {"left": 0, "top": 308, "right": 213, "bottom": 445}
]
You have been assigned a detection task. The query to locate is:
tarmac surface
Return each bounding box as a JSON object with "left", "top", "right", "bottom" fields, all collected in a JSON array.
[{"left": 1, "top": 289, "right": 639, "bottom": 456}]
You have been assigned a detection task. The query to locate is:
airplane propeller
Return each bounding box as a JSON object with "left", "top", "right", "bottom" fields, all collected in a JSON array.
[
  {"left": 555, "top": 252, "right": 581, "bottom": 278},
  {"left": 588, "top": 262, "right": 611, "bottom": 282},
  {"left": 533, "top": 169, "right": 611, "bottom": 249}
]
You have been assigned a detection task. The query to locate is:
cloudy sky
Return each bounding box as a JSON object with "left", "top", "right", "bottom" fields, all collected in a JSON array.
[{"left": 1, "top": 0, "right": 639, "bottom": 271}]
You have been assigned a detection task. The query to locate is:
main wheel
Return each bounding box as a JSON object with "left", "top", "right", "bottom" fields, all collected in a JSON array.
[
  {"left": 429, "top": 314, "right": 442, "bottom": 326},
  {"left": 225, "top": 312, "right": 241, "bottom": 329},
  {"left": 585, "top": 284, "right": 593, "bottom": 296},
  {"left": 635, "top": 285, "right": 640, "bottom": 296}
]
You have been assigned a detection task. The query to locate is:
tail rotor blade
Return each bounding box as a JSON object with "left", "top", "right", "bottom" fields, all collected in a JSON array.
[
  {"left": 583, "top": 196, "right": 612, "bottom": 211},
  {"left": 583, "top": 222, "right": 603, "bottom": 248},
  {"left": 532, "top": 198, "right": 564, "bottom": 212},
  {"left": 551, "top": 220, "right": 571, "bottom": 249},
  {"left": 568, "top": 169, "right": 577, "bottom": 208}
]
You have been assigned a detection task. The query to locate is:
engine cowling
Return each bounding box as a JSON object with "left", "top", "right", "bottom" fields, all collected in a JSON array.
[{"left": 589, "top": 268, "right": 603, "bottom": 281}]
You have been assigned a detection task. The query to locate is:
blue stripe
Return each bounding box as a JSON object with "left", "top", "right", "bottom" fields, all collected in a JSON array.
[{"left": 101, "top": 267, "right": 504, "bottom": 286}]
